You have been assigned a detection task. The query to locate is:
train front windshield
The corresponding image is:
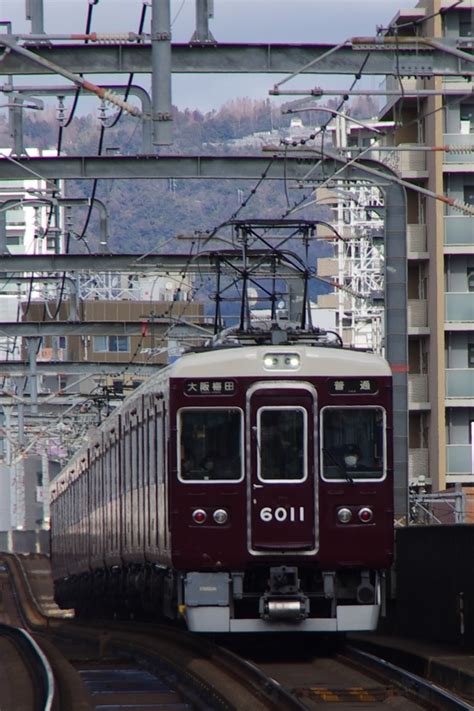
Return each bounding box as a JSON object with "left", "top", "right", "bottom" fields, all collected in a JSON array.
[
  {"left": 321, "top": 407, "right": 385, "bottom": 480},
  {"left": 179, "top": 409, "right": 243, "bottom": 481},
  {"left": 258, "top": 408, "right": 306, "bottom": 481}
]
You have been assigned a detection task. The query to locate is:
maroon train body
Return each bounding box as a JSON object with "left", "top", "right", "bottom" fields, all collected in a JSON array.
[{"left": 51, "top": 328, "right": 393, "bottom": 633}]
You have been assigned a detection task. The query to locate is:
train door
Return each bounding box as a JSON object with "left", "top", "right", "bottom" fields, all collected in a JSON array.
[{"left": 247, "top": 383, "right": 317, "bottom": 555}]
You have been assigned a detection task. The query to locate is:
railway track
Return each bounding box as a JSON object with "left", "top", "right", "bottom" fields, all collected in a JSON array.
[
  {"left": 0, "top": 622, "right": 54, "bottom": 711},
  {"left": 0, "top": 553, "right": 472, "bottom": 710},
  {"left": 229, "top": 634, "right": 473, "bottom": 710},
  {"left": 0, "top": 554, "right": 301, "bottom": 709}
]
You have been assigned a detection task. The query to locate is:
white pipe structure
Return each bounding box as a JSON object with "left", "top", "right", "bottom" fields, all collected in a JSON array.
[{"left": 283, "top": 106, "right": 386, "bottom": 136}]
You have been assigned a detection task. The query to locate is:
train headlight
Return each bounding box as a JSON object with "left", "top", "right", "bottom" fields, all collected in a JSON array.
[
  {"left": 213, "top": 509, "right": 228, "bottom": 525},
  {"left": 192, "top": 509, "right": 207, "bottom": 524},
  {"left": 264, "top": 355, "right": 279, "bottom": 368},
  {"left": 358, "top": 507, "right": 374, "bottom": 523},
  {"left": 337, "top": 507, "right": 352, "bottom": 524},
  {"left": 263, "top": 352, "right": 300, "bottom": 370},
  {"left": 286, "top": 354, "right": 300, "bottom": 368}
]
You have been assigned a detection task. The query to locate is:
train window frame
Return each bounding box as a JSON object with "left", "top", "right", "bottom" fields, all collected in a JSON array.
[
  {"left": 256, "top": 405, "right": 308, "bottom": 484},
  {"left": 177, "top": 406, "right": 244, "bottom": 484},
  {"left": 320, "top": 405, "right": 387, "bottom": 483}
]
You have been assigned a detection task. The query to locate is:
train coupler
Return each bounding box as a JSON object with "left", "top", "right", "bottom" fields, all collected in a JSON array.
[
  {"left": 259, "top": 595, "right": 309, "bottom": 620},
  {"left": 259, "top": 566, "right": 309, "bottom": 620}
]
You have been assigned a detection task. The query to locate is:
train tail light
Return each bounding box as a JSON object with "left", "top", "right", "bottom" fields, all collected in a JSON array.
[
  {"left": 358, "top": 507, "right": 374, "bottom": 523},
  {"left": 336, "top": 507, "right": 352, "bottom": 524},
  {"left": 192, "top": 509, "right": 207, "bottom": 524},
  {"left": 213, "top": 509, "right": 228, "bottom": 525}
]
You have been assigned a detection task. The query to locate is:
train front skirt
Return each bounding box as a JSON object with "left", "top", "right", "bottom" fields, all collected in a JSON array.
[{"left": 181, "top": 569, "right": 382, "bottom": 633}]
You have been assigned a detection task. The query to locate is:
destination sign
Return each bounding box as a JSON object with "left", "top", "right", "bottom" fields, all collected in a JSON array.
[
  {"left": 184, "top": 379, "right": 237, "bottom": 396},
  {"left": 328, "top": 378, "right": 378, "bottom": 395}
]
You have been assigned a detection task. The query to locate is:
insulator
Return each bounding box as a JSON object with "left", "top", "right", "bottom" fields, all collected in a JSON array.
[
  {"left": 97, "top": 99, "right": 108, "bottom": 123},
  {"left": 451, "top": 199, "right": 474, "bottom": 216},
  {"left": 446, "top": 145, "right": 474, "bottom": 154},
  {"left": 56, "top": 96, "right": 66, "bottom": 125},
  {"left": 102, "top": 90, "right": 142, "bottom": 117},
  {"left": 88, "top": 33, "right": 142, "bottom": 43}
]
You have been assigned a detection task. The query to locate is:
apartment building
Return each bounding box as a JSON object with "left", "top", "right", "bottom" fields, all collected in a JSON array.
[
  {"left": 0, "top": 151, "right": 64, "bottom": 531},
  {"left": 379, "top": 0, "right": 474, "bottom": 492},
  {"left": 317, "top": 1, "right": 473, "bottom": 493}
]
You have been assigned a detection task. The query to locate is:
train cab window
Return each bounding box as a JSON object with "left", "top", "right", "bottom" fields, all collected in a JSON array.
[
  {"left": 321, "top": 407, "right": 385, "bottom": 481},
  {"left": 179, "top": 408, "right": 243, "bottom": 482},
  {"left": 258, "top": 407, "right": 306, "bottom": 481}
]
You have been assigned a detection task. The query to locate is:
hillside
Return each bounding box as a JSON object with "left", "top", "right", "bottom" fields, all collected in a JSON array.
[{"left": 0, "top": 95, "right": 377, "bottom": 304}]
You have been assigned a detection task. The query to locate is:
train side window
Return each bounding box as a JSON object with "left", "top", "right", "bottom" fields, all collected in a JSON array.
[
  {"left": 123, "top": 429, "right": 131, "bottom": 492},
  {"left": 178, "top": 408, "right": 243, "bottom": 482},
  {"left": 156, "top": 412, "right": 164, "bottom": 484},
  {"left": 321, "top": 406, "right": 385, "bottom": 481},
  {"left": 258, "top": 407, "right": 306, "bottom": 481}
]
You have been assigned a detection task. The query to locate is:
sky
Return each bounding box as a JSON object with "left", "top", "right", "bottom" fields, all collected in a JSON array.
[{"left": 1, "top": 0, "right": 420, "bottom": 113}]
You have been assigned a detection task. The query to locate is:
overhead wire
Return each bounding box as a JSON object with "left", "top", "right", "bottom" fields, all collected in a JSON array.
[
  {"left": 17, "top": 7, "right": 469, "bottom": 421},
  {"left": 195, "top": 47, "right": 375, "bottom": 327},
  {"left": 48, "top": 1, "right": 147, "bottom": 326},
  {"left": 381, "top": 0, "right": 464, "bottom": 34},
  {"left": 171, "top": 0, "right": 188, "bottom": 27},
  {"left": 114, "top": 237, "right": 203, "bottom": 380},
  {"left": 76, "top": 1, "right": 148, "bottom": 244}
]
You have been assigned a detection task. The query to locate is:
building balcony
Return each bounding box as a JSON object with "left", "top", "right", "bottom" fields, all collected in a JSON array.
[
  {"left": 444, "top": 216, "right": 474, "bottom": 248},
  {"left": 408, "top": 299, "right": 428, "bottom": 329},
  {"left": 380, "top": 76, "right": 425, "bottom": 116},
  {"left": 398, "top": 145, "right": 427, "bottom": 175},
  {"left": 408, "top": 374, "right": 428, "bottom": 404},
  {"left": 447, "top": 445, "right": 473, "bottom": 476},
  {"left": 385, "top": 75, "right": 424, "bottom": 94},
  {"left": 409, "top": 448, "right": 429, "bottom": 480},
  {"left": 379, "top": 144, "right": 427, "bottom": 178},
  {"left": 445, "top": 293, "right": 474, "bottom": 323},
  {"left": 37, "top": 347, "right": 67, "bottom": 362},
  {"left": 407, "top": 224, "right": 427, "bottom": 254},
  {"left": 315, "top": 223, "right": 352, "bottom": 240},
  {"left": 443, "top": 133, "right": 474, "bottom": 165},
  {"left": 317, "top": 293, "right": 339, "bottom": 309},
  {"left": 315, "top": 187, "right": 341, "bottom": 204},
  {"left": 317, "top": 258, "right": 338, "bottom": 277},
  {"left": 445, "top": 369, "right": 474, "bottom": 399}
]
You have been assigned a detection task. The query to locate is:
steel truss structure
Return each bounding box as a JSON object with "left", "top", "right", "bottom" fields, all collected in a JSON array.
[{"left": 4, "top": 0, "right": 469, "bottom": 525}]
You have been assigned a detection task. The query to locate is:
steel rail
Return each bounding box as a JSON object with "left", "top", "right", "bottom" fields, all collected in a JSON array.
[
  {"left": 50, "top": 620, "right": 305, "bottom": 710},
  {"left": 346, "top": 645, "right": 473, "bottom": 711},
  {"left": 0, "top": 622, "right": 55, "bottom": 711}
]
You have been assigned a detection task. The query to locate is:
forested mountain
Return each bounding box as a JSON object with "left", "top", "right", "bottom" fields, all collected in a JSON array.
[{"left": 0, "top": 95, "right": 377, "bottom": 262}]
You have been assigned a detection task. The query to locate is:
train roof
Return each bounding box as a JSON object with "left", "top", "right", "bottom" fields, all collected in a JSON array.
[{"left": 169, "top": 344, "right": 392, "bottom": 378}]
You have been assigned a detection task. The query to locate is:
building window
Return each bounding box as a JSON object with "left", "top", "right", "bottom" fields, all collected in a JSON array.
[
  {"left": 464, "top": 186, "right": 474, "bottom": 206},
  {"left": 461, "top": 103, "right": 474, "bottom": 122},
  {"left": 460, "top": 102, "right": 474, "bottom": 133},
  {"left": 460, "top": 16, "right": 473, "bottom": 37},
  {"left": 6, "top": 234, "right": 22, "bottom": 246},
  {"left": 468, "top": 268, "right": 474, "bottom": 292},
  {"left": 93, "top": 335, "right": 130, "bottom": 353},
  {"left": 468, "top": 343, "right": 474, "bottom": 368},
  {"left": 6, "top": 206, "right": 26, "bottom": 226}
]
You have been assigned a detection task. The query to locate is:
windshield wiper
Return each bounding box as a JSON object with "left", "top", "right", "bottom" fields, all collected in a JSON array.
[{"left": 322, "top": 447, "right": 354, "bottom": 484}]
